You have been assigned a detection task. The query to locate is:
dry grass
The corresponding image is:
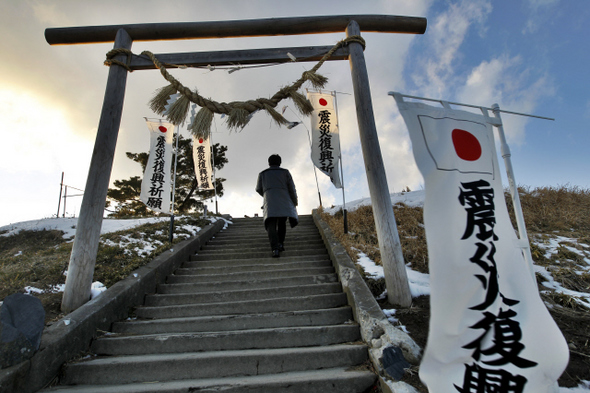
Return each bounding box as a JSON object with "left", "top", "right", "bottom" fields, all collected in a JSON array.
[
  {"left": 0, "top": 215, "right": 213, "bottom": 323},
  {"left": 506, "top": 185, "right": 590, "bottom": 236},
  {"left": 321, "top": 185, "right": 590, "bottom": 306}
]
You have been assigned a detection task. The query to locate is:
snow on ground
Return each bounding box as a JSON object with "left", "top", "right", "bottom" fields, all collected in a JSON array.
[
  {"left": 561, "top": 382, "right": 590, "bottom": 393},
  {"left": 324, "top": 190, "right": 425, "bottom": 215},
  {"left": 0, "top": 216, "right": 170, "bottom": 239}
]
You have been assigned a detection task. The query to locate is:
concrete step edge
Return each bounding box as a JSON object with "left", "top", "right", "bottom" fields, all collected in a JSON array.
[
  {"left": 166, "top": 267, "right": 336, "bottom": 283},
  {"left": 61, "top": 344, "right": 369, "bottom": 385},
  {"left": 134, "top": 293, "right": 347, "bottom": 319},
  {"left": 91, "top": 324, "right": 362, "bottom": 356},
  {"left": 144, "top": 282, "right": 343, "bottom": 306},
  {"left": 158, "top": 273, "right": 339, "bottom": 293},
  {"left": 112, "top": 307, "right": 353, "bottom": 335},
  {"left": 42, "top": 368, "right": 377, "bottom": 393}
]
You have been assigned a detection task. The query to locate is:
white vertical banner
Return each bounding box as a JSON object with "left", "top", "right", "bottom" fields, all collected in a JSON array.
[
  {"left": 307, "top": 91, "right": 342, "bottom": 189},
  {"left": 392, "top": 93, "right": 569, "bottom": 393},
  {"left": 140, "top": 120, "right": 175, "bottom": 213},
  {"left": 192, "top": 136, "right": 214, "bottom": 190}
]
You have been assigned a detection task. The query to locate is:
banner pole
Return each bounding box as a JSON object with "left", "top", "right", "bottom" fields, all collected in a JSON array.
[
  {"left": 332, "top": 91, "right": 348, "bottom": 233},
  {"left": 57, "top": 172, "right": 64, "bottom": 217},
  {"left": 491, "top": 104, "right": 536, "bottom": 281},
  {"left": 169, "top": 122, "right": 180, "bottom": 243}
]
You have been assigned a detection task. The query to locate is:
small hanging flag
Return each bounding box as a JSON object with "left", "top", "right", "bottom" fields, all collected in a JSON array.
[
  {"left": 307, "top": 91, "right": 342, "bottom": 189},
  {"left": 192, "top": 135, "right": 214, "bottom": 190},
  {"left": 140, "top": 120, "right": 175, "bottom": 213}
]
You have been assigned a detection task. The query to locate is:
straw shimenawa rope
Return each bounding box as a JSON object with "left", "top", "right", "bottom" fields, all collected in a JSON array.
[{"left": 105, "top": 35, "right": 366, "bottom": 139}]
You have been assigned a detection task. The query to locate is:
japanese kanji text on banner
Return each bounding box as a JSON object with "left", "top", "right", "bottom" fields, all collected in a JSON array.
[
  {"left": 307, "top": 91, "right": 342, "bottom": 189},
  {"left": 392, "top": 93, "right": 569, "bottom": 393},
  {"left": 193, "top": 136, "right": 214, "bottom": 190},
  {"left": 140, "top": 120, "right": 174, "bottom": 213}
]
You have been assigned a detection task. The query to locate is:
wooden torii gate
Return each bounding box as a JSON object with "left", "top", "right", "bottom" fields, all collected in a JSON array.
[{"left": 45, "top": 15, "right": 427, "bottom": 312}]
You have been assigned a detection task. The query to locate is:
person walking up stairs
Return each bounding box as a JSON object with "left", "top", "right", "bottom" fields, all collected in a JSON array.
[{"left": 42, "top": 215, "right": 378, "bottom": 392}]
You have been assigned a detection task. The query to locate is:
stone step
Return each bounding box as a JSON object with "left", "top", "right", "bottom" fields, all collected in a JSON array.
[
  {"left": 209, "top": 229, "right": 320, "bottom": 242},
  {"left": 60, "top": 345, "right": 370, "bottom": 386},
  {"left": 144, "top": 282, "right": 343, "bottom": 307},
  {"left": 112, "top": 307, "right": 354, "bottom": 335},
  {"left": 202, "top": 238, "right": 325, "bottom": 251},
  {"left": 158, "top": 273, "right": 338, "bottom": 294},
  {"left": 190, "top": 248, "right": 328, "bottom": 261},
  {"left": 178, "top": 260, "right": 332, "bottom": 275},
  {"left": 134, "top": 293, "right": 348, "bottom": 319},
  {"left": 188, "top": 251, "right": 330, "bottom": 266},
  {"left": 92, "top": 324, "right": 361, "bottom": 356},
  {"left": 196, "top": 243, "right": 326, "bottom": 255},
  {"left": 166, "top": 266, "right": 335, "bottom": 284},
  {"left": 182, "top": 254, "right": 330, "bottom": 268},
  {"left": 42, "top": 368, "right": 376, "bottom": 393}
]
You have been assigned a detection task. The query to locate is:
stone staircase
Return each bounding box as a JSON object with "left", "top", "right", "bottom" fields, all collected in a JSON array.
[{"left": 43, "top": 215, "right": 377, "bottom": 392}]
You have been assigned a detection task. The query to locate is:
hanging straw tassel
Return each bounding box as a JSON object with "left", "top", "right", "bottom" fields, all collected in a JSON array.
[
  {"left": 149, "top": 84, "right": 177, "bottom": 115},
  {"left": 165, "top": 93, "right": 191, "bottom": 125},
  {"left": 290, "top": 90, "right": 314, "bottom": 115},
  {"left": 225, "top": 107, "right": 251, "bottom": 130},
  {"left": 263, "top": 104, "right": 289, "bottom": 126},
  {"left": 304, "top": 71, "right": 329, "bottom": 89},
  {"left": 189, "top": 107, "right": 214, "bottom": 140}
]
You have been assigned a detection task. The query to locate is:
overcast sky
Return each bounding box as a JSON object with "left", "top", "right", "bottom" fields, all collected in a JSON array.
[{"left": 1, "top": 0, "right": 588, "bottom": 227}]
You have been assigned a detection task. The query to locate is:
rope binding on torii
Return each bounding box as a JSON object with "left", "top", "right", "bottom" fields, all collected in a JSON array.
[{"left": 104, "top": 35, "right": 366, "bottom": 140}]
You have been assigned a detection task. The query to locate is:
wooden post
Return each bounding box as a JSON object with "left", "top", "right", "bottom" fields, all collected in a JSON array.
[
  {"left": 346, "top": 21, "right": 412, "bottom": 307},
  {"left": 61, "top": 29, "right": 132, "bottom": 312}
]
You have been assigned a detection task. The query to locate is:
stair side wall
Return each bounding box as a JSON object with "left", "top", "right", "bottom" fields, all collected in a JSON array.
[{"left": 312, "top": 209, "right": 423, "bottom": 389}]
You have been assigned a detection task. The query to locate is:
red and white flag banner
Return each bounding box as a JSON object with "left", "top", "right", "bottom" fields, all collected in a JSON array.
[
  {"left": 192, "top": 136, "right": 214, "bottom": 190},
  {"left": 307, "top": 91, "right": 342, "bottom": 189},
  {"left": 140, "top": 120, "right": 174, "bottom": 214},
  {"left": 392, "top": 93, "right": 568, "bottom": 393}
]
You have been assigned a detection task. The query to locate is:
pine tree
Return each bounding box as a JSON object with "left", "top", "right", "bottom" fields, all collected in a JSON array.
[{"left": 106, "top": 135, "right": 227, "bottom": 218}]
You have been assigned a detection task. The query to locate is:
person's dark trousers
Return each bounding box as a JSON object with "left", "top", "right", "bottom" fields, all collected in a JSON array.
[{"left": 266, "top": 217, "right": 287, "bottom": 251}]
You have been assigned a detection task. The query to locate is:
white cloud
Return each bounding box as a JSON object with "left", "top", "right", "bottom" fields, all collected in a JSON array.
[
  {"left": 457, "top": 56, "right": 554, "bottom": 145},
  {"left": 413, "top": 0, "right": 492, "bottom": 97}
]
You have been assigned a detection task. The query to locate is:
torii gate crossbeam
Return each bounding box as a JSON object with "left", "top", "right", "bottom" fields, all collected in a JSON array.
[{"left": 45, "top": 14, "right": 427, "bottom": 312}]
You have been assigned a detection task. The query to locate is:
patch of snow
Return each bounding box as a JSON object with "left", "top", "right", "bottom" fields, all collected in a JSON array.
[
  {"left": 90, "top": 282, "right": 106, "bottom": 299},
  {"left": 0, "top": 216, "right": 170, "bottom": 239},
  {"left": 355, "top": 251, "right": 430, "bottom": 298},
  {"left": 382, "top": 309, "right": 398, "bottom": 324},
  {"left": 325, "top": 190, "right": 425, "bottom": 215},
  {"left": 560, "top": 380, "right": 590, "bottom": 392}
]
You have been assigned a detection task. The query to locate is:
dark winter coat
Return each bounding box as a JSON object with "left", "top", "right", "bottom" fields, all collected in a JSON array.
[{"left": 256, "top": 166, "right": 298, "bottom": 227}]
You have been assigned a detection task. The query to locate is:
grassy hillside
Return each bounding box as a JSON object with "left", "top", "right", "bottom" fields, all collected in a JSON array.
[
  {"left": 0, "top": 215, "right": 213, "bottom": 322},
  {"left": 320, "top": 185, "right": 590, "bottom": 389}
]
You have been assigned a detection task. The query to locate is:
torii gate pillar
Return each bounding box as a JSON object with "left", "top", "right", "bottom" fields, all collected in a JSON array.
[
  {"left": 347, "top": 21, "right": 412, "bottom": 307},
  {"left": 61, "top": 29, "right": 132, "bottom": 312}
]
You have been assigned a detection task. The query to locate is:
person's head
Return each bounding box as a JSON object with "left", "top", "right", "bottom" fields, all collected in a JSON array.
[{"left": 268, "top": 154, "right": 281, "bottom": 167}]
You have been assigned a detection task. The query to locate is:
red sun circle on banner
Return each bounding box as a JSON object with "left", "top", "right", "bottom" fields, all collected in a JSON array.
[
  {"left": 319, "top": 98, "right": 328, "bottom": 106},
  {"left": 199, "top": 138, "right": 204, "bottom": 143},
  {"left": 158, "top": 126, "right": 167, "bottom": 133},
  {"left": 452, "top": 129, "right": 482, "bottom": 161}
]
